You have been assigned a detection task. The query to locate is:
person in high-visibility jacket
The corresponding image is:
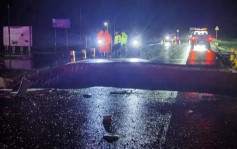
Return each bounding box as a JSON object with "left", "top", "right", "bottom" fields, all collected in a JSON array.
[
  {"left": 97, "top": 30, "right": 111, "bottom": 57},
  {"left": 114, "top": 32, "right": 122, "bottom": 57},
  {"left": 114, "top": 33, "right": 122, "bottom": 45},
  {"left": 121, "top": 32, "right": 128, "bottom": 46},
  {"left": 97, "top": 30, "right": 105, "bottom": 54},
  {"left": 120, "top": 32, "right": 128, "bottom": 57}
]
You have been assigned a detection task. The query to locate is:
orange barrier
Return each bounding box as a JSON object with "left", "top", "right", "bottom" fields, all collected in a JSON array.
[
  {"left": 82, "top": 49, "right": 87, "bottom": 60},
  {"left": 91, "top": 48, "right": 95, "bottom": 58},
  {"left": 70, "top": 50, "right": 75, "bottom": 63}
]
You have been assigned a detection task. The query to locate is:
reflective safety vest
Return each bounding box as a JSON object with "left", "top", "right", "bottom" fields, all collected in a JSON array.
[
  {"left": 121, "top": 32, "right": 128, "bottom": 46},
  {"left": 114, "top": 35, "right": 122, "bottom": 44}
]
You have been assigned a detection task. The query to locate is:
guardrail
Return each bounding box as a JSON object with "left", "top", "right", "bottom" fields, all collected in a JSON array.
[{"left": 211, "top": 40, "right": 234, "bottom": 68}]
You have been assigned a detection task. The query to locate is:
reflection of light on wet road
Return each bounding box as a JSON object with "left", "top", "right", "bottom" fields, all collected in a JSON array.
[
  {"left": 182, "top": 92, "right": 214, "bottom": 102},
  {"left": 187, "top": 49, "right": 216, "bottom": 66},
  {"left": 116, "top": 89, "right": 177, "bottom": 148},
  {"left": 73, "top": 58, "right": 149, "bottom": 64},
  {"left": 193, "top": 45, "right": 208, "bottom": 52},
  {"left": 128, "top": 58, "right": 141, "bottom": 63},
  {"left": 4, "top": 59, "right": 33, "bottom": 70},
  {"left": 94, "top": 59, "right": 111, "bottom": 63},
  {"left": 77, "top": 87, "right": 178, "bottom": 148},
  {"left": 164, "top": 42, "right": 171, "bottom": 48},
  {"left": 72, "top": 59, "right": 113, "bottom": 64}
]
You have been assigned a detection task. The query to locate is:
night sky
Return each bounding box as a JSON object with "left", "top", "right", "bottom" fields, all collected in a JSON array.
[{"left": 1, "top": 0, "right": 237, "bottom": 49}]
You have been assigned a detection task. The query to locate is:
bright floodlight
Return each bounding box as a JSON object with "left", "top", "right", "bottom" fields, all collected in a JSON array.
[
  {"left": 104, "top": 22, "right": 108, "bottom": 26},
  {"left": 132, "top": 40, "right": 140, "bottom": 48},
  {"left": 97, "top": 39, "right": 104, "bottom": 46},
  {"left": 166, "top": 36, "right": 170, "bottom": 40},
  {"left": 129, "top": 58, "right": 140, "bottom": 63}
]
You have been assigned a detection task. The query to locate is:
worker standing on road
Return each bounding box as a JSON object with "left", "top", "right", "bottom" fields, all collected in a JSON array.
[
  {"left": 120, "top": 32, "right": 128, "bottom": 57},
  {"left": 104, "top": 30, "right": 112, "bottom": 58},
  {"left": 114, "top": 32, "right": 122, "bottom": 57},
  {"left": 97, "top": 30, "right": 105, "bottom": 56},
  {"left": 97, "top": 30, "right": 112, "bottom": 58}
]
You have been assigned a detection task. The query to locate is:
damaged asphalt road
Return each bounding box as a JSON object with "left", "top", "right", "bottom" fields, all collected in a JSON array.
[{"left": 0, "top": 87, "right": 237, "bottom": 148}]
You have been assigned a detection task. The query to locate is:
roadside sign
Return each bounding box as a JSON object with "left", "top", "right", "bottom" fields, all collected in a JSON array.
[
  {"left": 52, "top": 19, "right": 70, "bottom": 51},
  {"left": 52, "top": 19, "right": 70, "bottom": 28},
  {"left": 3, "top": 26, "right": 32, "bottom": 46}
]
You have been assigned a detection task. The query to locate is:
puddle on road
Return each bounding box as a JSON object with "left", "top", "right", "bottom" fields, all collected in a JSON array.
[{"left": 3, "top": 54, "right": 67, "bottom": 70}]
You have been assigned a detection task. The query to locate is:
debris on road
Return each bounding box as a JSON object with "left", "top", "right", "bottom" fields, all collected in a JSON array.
[
  {"left": 103, "top": 115, "right": 112, "bottom": 133},
  {"left": 83, "top": 93, "right": 92, "bottom": 98},
  {"left": 185, "top": 109, "right": 194, "bottom": 117},
  {"left": 103, "top": 134, "right": 119, "bottom": 143},
  {"left": 15, "top": 78, "right": 32, "bottom": 97}
]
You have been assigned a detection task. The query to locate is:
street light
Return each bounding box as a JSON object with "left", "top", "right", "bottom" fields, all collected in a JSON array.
[{"left": 104, "top": 22, "right": 108, "bottom": 30}]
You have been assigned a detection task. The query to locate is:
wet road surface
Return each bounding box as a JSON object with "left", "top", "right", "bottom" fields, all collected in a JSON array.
[
  {"left": 0, "top": 87, "right": 237, "bottom": 148},
  {"left": 2, "top": 43, "right": 225, "bottom": 70},
  {"left": 142, "top": 43, "right": 224, "bottom": 68},
  {"left": 71, "top": 43, "right": 225, "bottom": 69}
]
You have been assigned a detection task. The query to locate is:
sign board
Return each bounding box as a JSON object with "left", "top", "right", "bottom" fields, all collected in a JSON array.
[
  {"left": 52, "top": 19, "right": 70, "bottom": 28},
  {"left": 3, "top": 26, "right": 32, "bottom": 46},
  {"left": 215, "top": 26, "right": 219, "bottom": 31}
]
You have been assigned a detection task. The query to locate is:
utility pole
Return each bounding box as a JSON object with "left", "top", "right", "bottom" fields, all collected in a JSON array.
[
  {"left": 54, "top": 28, "right": 57, "bottom": 51},
  {"left": 7, "top": 3, "right": 12, "bottom": 68},
  {"left": 79, "top": 8, "right": 82, "bottom": 46}
]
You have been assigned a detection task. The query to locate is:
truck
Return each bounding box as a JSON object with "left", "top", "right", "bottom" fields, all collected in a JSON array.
[{"left": 189, "top": 28, "right": 213, "bottom": 50}]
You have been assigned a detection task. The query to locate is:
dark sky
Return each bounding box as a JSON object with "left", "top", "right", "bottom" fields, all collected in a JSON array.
[{"left": 1, "top": 0, "right": 237, "bottom": 48}]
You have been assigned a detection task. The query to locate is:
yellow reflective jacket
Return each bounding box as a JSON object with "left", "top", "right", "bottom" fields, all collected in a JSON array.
[
  {"left": 121, "top": 32, "right": 128, "bottom": 45},
  {"left": 114, "top": 35, "right": 122, "bottom": 44}
]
